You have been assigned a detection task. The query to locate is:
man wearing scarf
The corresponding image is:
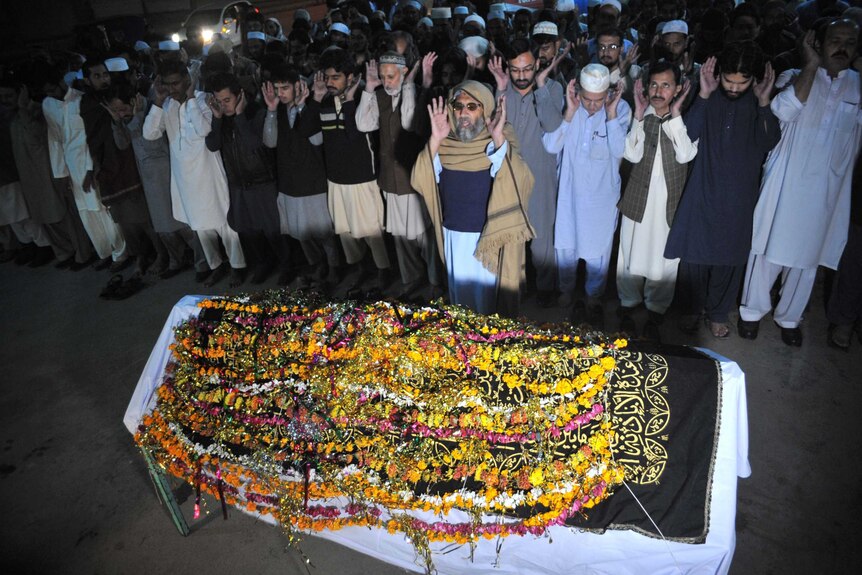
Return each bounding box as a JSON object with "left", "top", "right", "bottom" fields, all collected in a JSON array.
[{"left": 411, "top": 80, "right": 534, "bottom": 317}]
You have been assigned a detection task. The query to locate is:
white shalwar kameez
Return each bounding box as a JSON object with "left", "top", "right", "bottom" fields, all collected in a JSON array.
[
  {"left": 618, "top": 110, "right": 697, "bottom": 313},
  {"left": 740, "top": 67, "right": 862, "bottom": 328},
  {"left": 543, "top": 102, "right": 631, "bottom": 299},
  {"left": 143, "top": 92, "right": 245, "bottom": 270}
]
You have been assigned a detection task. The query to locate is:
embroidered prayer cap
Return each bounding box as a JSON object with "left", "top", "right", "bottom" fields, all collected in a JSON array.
[
  {"left": 532, "top": 21, "right": 559, "bottom": 39},
  {"left": 464, "top": 14, "right": 485, "bottom": 29},
  {"left": 295, "top": 9, "right": 311, "bottom": 22},
  {"left": 134, "top": 40, "right": 150, "bottom": 52},
  {"left": 379, "top": 52, "right": 407, "bottom": 67},
  {"left": 418, "top": 17, "right": 433, "bottom": 28},
  {"left": 459, "top": 36, "right": 490, "bottom": 58},
  {"left": 431, "top": 7, "right": 452, "bottom": 19},
  {"left": 454, "top": 6, "right": 470, "bottom": 15},
  {"left": 105, "top": 57, "right": 129, "bottom": 72},
  {"left": 247, "top": 31, "right": 267, "bottom": 42},
  {"left": 556, "top": 0, "right": 576, "bottom": 12},
  {"left": 579, "top": 63, "right": 611, "bottom": 93},
  {"left": 600, "top": 0, "right": 622, "bottom": 14},
  {"left": 158, "top": 40, "right": 180, "bottom": 51},
  {"left": 662, "top": 20, "right": 689, "bottom": 36},
  {"left": 330, "top": 22, "right": 351, "bottom": 35}
]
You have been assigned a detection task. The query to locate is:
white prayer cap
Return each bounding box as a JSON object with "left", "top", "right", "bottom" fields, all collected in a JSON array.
[
  {"left": 600, "top": 0, "right": 621, "bottom": 12},
  {"left": 431, "top": 7, "right": 452, "bottom": 19},
  {"left": 330, "top": 22, "right": 350, "bottom": 35},
  {"left": 403, "top": 0, "right": 422, "bottom": 10},
  {"left": 104, "top": 57, "right": 129, "bottom": 72},
  {"left": 459, "top": 36, "right": 489, "bottom": 58},
  {"left": 464, "top": 14, "right": 485, "bottom": 29},
  {"left": 588, "top": 0, "right": 602, "bottom": 7},
  {"left": 488, "top": 11, "right": 505, "bottom": 21},
  {"left": 532, "top": 21, "right": 559, "bottom": 38},
  {"left": 490, "top": 3, "right": 506, "bottom": 12},
  {"left": 295, "top": 9, "right": 311, "bottom": 22},
  {"left": 247, "top": 31, "right": 266, "bottom": 41},
  {"left": 556, "top": 0, "right": 575, "bottom": 12},
  {"left": 134, "top": 40, "right": 150, "bottom": 52},
  {"left": 453, "top": 6, "right": 469, "bottom": 15},
  {"left": 662, "top": 20, "right": 689, "bottom": 36},
  {"left": 158, "top": 40, "right": 180, "bottom": 51},
  {"left": 418, "top": 17, "right": 433, "bottom": 28},
  {"left": 579, "top": 63, "right": 611, "bottom": 93}
]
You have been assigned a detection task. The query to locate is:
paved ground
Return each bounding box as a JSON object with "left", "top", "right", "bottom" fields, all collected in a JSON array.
[{"left": 1, "top": 259, "right": 860, "bottom": 574}]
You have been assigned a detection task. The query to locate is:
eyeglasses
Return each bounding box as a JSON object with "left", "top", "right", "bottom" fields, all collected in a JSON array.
[
  {"left": 450, "top": 101, "right": 482, "bottom": 112},
  {"left": 598, "top": 44, "right": 621, "bottom": 51}
]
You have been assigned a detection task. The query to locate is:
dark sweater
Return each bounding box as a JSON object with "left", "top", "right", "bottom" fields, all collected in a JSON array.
[
  {"left": 273, "top": 104, "right": 327, "bottom": 198},
  {"left": 205, "top": 105, "right": 274, "bottom": 189}
]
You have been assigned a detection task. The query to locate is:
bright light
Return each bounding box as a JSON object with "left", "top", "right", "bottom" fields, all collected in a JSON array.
[
  {"left": 171, "top": 33, "right": 180, "bottom": 43},
  {"left": 201, "top": 27, "right": 214, "bottom": 43}
]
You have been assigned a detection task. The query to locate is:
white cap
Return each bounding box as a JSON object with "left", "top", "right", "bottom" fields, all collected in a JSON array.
[
  {"left": 330, "top": 22, "right": 350, "bottom": 35},
  {"left": 418, "top": 17, "right": 433, "bottom": 28},
  {"left": 158, "top": 40, "right": 180, "bottom": 51},
  {"left": 490, "top": 3, "right": 506, "bottom": 12},
  {"left": 488, "top": 11, "right": 505, "bottom": 21},
  {"left": 464, "top": 14, "right": 485, "bottom": 29},
  {"left": 556, "top": 0, "right": 575, "bottom": 11},
  {"left": 295, "top": 9, "right": 311, "bottom": 22},
  {"left": 247, "top": 31, "right": 266, "bottom": 41},
  {"left": 588, "top": 0, "right": 602, "bottom": 7},
  {"left": 600, "top": 0, "right": 621, "bottom": 13},
  {"left": 662, "top": 20, "right": 689, "bottom": 36},
  {"left": 459, "top": 36, "right": 489, "bottom": 58},
  {"left": 431, "top": 7, "right": 452, "bottom": 19},
  {"left": 580, "top": 63, "right": 611, "bottom": 93},
  {"left": 134, "top": 40, "right": 150, "bottom": 52},
  {"left": 454, "top": 6, "right": 469, "bottom": 15},
  {"left": 404, "top": 0, "right": 422, "bottom": 10},
  {"left": 104, "top": 57, "right": 129, "bottom": 72},
  {"left": 532, "top": 21, "right": 558, "bottom": 37}
]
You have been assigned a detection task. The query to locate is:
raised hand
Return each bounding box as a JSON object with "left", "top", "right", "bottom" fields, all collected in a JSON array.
[
  {"left": 633, "top": 77, "right": 648, "bottom": 121},
  {"left": 605, "top": 80, "right": 625, "bottom": 120},
  {"left": 99, "top": 101, "right": 120, "bottom": 122},
  {"left": 799, "top": 30, "right": 819, "bottom": 70},
  {"left": 564, "top": 78, "right": 580, "bottom": 121},
  {"left": 670, "top": 79, "right": 691, "bottom": 118},
  {"left": 344, "top": 77, "right": 361, "bottom": 101},
  {"left": 537, "top": 42, "right": 571, "bottom": 88},
  {"left": 235, "top": 90, "right": 247, "bottom": 115},
  {"left": 186, "top": 77, "right": 196, "bottom": 101},
  {"left": 312, "top": 70, "right": 327, "bottom": 102},
  {"left": 422, "top": 52, "right": 437, "bottom": 89},
  {"left": 365, "top": 59, "right": 381, "bottom": 93},
  {"left": 427, "top": 96, "right": 450, "bottom": 156},
  {"left": 699, "top": 56, "right": 719, "bottom": 100},
  {"left": 262, "top": 81, "right": 279, "bottom": 111},
  {"left": 295, "top": 79, "right": 310, "bottom": 107},
  {"left": 133, "top": 93, "right": 146, "bottom": 115},
  {"left": 753, "top": 61, "right": 775, "bottom": 107},
  {"left": 406, "top": 59, "right": 421, "bottom": 85},
  {"left": 488, "top": 93, "right": 507, "bottom": 148},
  {"left": 153, "top": 75, "right": 169, "bottom": 107},
  {"left": 488, "top": 55, "right": 509, "bottom": 92},
  {"left": 620, "top": 44, "right": 640, "bottom": 77},
  {"left": 207, "top": 93, "right": 223, "bottom": 118}
]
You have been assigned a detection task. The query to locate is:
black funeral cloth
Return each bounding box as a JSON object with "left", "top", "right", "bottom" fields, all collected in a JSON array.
[{"left": 566, "top": 343, "right": 721, "bottom": 542}]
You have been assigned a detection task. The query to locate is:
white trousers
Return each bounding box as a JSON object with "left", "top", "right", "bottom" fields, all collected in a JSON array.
[
  {"left": 78, "top": 209, "right": 126, "bottom": 262},
  {"left": 739, "top": 253, "right": 817, "bottom": 328},
  {"left": 197, "top": 224, "right": 246, "bottom": 270},
  {"left": 444, "top": 227, "right": 497, "bottom": 316},
  {"left": 557, "top": 244, "right": 613, "bottom": 301},
  {"left": 616, "top": 242, "right": 678, "bottom": 314}
]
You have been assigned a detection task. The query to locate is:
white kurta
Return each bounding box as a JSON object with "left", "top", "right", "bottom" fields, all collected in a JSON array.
[
  {"left": 543, "top": 102, "right": 631, "bottom": 258},
  {"left": 142, "top": 92, "right": 229, "bottom": 231},
  {"left": 620, "top": 110, "right": 698, "bottom": 280},
  {"left": 55, "top": 88, "right": 101, "bottom": 212},
  {"left": 751, "top": 67, "right": 862, "bottom": 270},
  {"left": 41, "top": 97, "right": 70, "bottom": 179}
]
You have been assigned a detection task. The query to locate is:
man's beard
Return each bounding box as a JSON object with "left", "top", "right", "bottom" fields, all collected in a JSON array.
[
  {"left": 599, "top": 55, "right": 618, "bottom": 68},
  {"left": 454, "top": 115, "right": 485, "bottom": 142},
  {"left": 719, "top": 82, "right": 751, "bottom": 100},
  {"left": 512, "top": 78, "right": 532, "bottom": 90},
  {"left": 384, "top": 81, "right": 403, "bottom": 97}
]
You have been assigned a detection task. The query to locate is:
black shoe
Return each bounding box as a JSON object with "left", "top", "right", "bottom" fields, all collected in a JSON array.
[
  {"left": 108, "top": 258, "right": 133, "bottom": 273},
  {"left": 828, "top": 323, "right": 852, "bottom": 351},
  {"left": 677, "top": 314, "right": 702, "bottom": 334},
  {"left": 619, "top": 307, "right": 638, "bottom": 337},
  {"left": 778, "top": 324, "right": 802, "bottom": 347},
  {"left": 195, "top": 270, "right": 211, "bottom": 283},
  {"left": 571, "top": 300, "right": 587, "bottom": 324},
  {"left": 203, "top": 264, "right": 228, "bottom": 287},
  {"left": 277, "top": 267, "right": 294, "bottom": 286},
  {"left": 737, "top": 318, "right": 760, "bottom": 340},
  {"left": 93, "top": 257, "right": 112, "bottom": 271},
  {"left": 14, "top": 243, "right": 36, "bottom": 265},
  {"left": 250, "top": 263, "right": 275, "bottom": 285},
  {"left": 69, "top": 255, "right": 96, "bottom": 271},
  {"left": 587, "top": 303, "right": 605, "bottom": 330},
  {"left": 55, "top": 257, "right": 74, "bottom": 270},
  {"left": 536, "top": 290, "right": 556, "bottom": 309},
  {"left": 229, "top": 267, "right": 246, "bottom": 288},
  {"left": 643, "top": 320, "right": 662, "bottom": 343},
  {"left": 159, "top": 267, "right": 183, "bottom": 280},
  {"left": 27, "top": 246, "right": 54, "bottom": 267}
]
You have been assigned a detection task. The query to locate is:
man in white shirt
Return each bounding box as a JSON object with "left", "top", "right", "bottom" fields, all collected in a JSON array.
[
  {"left": 738, "top": 19, "right": 862, "bottom": 346},
  {"left": 143, "top": 60, "right": 246, "bottom": 287}
]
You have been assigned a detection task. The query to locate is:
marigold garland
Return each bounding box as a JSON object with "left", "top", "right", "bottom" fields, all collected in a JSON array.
[{"left": 135, "top": 291, "right": 628, "bottom": 572}]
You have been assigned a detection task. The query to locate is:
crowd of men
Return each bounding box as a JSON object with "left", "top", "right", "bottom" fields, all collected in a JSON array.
[{"left": 1, "top": 0, "right": 861, "bottom": 349}]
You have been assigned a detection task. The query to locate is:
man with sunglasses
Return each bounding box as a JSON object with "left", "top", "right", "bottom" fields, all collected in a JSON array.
[
  {"left": 488, "top": 38, "right": 565, "bottom": 308},
  {"left": 411, "top": 80, "right": 535, "bottom": 318}
]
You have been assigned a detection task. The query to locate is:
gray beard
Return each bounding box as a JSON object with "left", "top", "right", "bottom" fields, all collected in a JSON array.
[
  {"left": 454, "top": 116, "right": 485, "bottom": 142},
  {"left": 384, "top": 85, "right": 402, "bottom": 97}
]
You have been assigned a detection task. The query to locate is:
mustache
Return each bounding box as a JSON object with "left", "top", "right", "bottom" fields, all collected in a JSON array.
[{"left": 833, "top": 51, "right": 849, "bottom": 58}]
